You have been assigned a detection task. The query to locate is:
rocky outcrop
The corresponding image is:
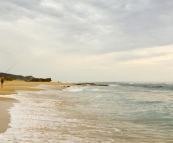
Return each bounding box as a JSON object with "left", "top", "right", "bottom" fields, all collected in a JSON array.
[
  {"left": 75, "top": 83, "right": 108, "bottom": 86},
  {"left": 29, "top": 77, "right": 52, "bottom": 82}
]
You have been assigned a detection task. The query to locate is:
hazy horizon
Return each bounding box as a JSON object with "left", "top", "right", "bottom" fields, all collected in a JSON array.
[{"left": 1, "top": 0, "right": 173, "bottom": 82}]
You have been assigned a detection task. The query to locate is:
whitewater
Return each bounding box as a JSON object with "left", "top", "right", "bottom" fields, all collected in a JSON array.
[{"left": 0, "top": 82, "right": 173, "bottom": 143}]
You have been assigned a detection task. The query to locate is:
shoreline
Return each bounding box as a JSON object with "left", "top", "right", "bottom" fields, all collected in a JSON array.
[
  {"left": 0, "top": 80, "right": 74, "bottom": 134},
  {"left": 0, "top": 97, "right": 18, "bottom": 133},
  {"left": 0, "top": 80, "right": 74, "bottom": 95}
]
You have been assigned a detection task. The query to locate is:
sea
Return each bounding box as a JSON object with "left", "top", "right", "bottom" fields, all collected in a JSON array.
[{"left": 0, "top": 82, "right": 173, "bottom": 143}]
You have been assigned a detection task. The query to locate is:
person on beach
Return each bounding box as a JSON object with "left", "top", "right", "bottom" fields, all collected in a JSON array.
[{"left": 1, "top": 76, "right": 4, "bottom": 89}]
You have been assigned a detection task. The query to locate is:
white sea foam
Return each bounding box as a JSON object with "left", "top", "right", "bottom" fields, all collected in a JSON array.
[
  {"left": 109, "top": 84, "right": 119, "bottom": 86},
  {"left": 86, "top": 88, "right": 108, "bottom": 92},
  {"left": 94, "top": 95, "right": 102, "bottom": 98},
  {"left": 91, "top": 89, "right": 100, "bottom": 91},
  {"left": 69, "top": 88, "right": 83, "bottom": 92},
  {"left": 114, "top": 128, "right": 121, "bottom": 132},
  {"left": 68, "top": 87, "right": 84, "bottom": 92},
  {"left": 0, "top": 89, "right": 119, "bottom": 143},
  {"left": 0, "top": 91, "right": 82, "bottom": 142}
]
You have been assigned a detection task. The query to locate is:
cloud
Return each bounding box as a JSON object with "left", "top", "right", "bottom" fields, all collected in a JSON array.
[
  {"left": 1, "top": 0, "right": 173, "bottom": 54},
  {"left": 0, "top": 0, "right": 173, "bottom": 81}
]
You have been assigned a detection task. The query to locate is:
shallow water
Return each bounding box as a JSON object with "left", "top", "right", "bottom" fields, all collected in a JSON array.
[{"left": 0, "top": 83, "right": 173, "bottom": 143}]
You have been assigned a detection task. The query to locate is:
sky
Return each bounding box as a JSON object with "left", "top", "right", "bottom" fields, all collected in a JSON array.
[{"left": 0, "top": 0, "right": 173, "bottom": 82}]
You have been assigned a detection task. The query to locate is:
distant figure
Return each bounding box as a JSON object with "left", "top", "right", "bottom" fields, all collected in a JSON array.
[{"left": 1, "top": 76, "right": 4, "bottom": 89}]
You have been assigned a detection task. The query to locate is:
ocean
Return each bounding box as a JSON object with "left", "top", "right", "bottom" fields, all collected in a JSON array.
[{"left": 0, "top": 82, "right": 173, "bottom": 143}]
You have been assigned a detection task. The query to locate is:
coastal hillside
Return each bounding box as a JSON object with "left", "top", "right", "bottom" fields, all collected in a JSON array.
[{"left": 0, "top": 72, "right": 32, "bottom": 81}]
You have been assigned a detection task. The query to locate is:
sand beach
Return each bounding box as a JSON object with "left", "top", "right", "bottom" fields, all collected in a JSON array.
[
  {"left": 0, "top": 97, "right": 18, "bottom": 133},
  {"left": 0, "top": 80, "right": 73, "bottom": 134},
  {"left": 0, "top": 81, "right": 172, "bottom": 142}
]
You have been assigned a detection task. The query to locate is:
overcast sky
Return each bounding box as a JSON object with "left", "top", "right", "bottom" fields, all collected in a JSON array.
[{"left": 0, "top": 0, "right": 173, "bottom": 82}]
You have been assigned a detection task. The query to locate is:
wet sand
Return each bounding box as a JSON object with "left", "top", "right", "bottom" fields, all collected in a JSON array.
[
  {"left": 0, "top": 97, "right": 18, "bottom": 133},
  {"left": 0, "top": 80, "right": 73, "bottom": 134}
]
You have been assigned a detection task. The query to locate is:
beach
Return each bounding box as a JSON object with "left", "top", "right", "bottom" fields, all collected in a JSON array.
[
  {"left": 0, "top": 82, "right": 172, "bottom": 142},
  {"left": 0, "top": 80, "right": 73, "bottom": 134},
  {"left": 0, "top": 97, "right": 18, "bottom": 133},
  {"left": 0, "top": 80, "right": 73, "bottom": 95}
]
